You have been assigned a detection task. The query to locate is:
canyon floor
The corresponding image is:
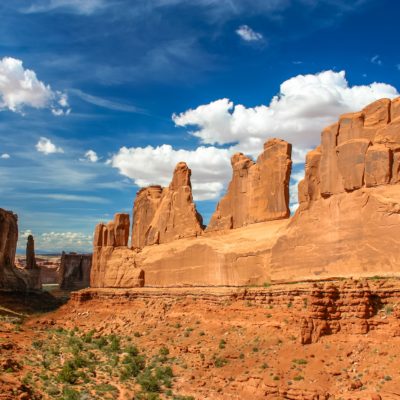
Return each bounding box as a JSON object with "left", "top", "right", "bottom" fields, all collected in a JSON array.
[{"left": 1, "top": 280, "right": 400, "bottom": 400}]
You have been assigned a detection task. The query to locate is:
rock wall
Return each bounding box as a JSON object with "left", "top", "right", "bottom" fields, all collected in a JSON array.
[
  {"left": 207, "top": 139, "right": 292, "bottom": 231},
  {"left": 59, "top": 252, "right": 92, "bottom": 291},
  {"left": 0, "top": 208, "right": 41, "bottom": 291},
  {"left": 271, "top": 98, "right": 400, "bottom": 281},
  {"left": 132, "top": 162, "right": 204, "bottom": 248},
  {"left": 91, "top": 220, "right": 287, "bottom": 288}
]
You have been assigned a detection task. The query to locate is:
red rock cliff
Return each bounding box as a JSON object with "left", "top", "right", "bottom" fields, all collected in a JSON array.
[
  {"left": 207, "top": 138, "right": 292, "bottom": 231},
  {"left": 271, "top": 97, "right": 400, "bottom": 281}
]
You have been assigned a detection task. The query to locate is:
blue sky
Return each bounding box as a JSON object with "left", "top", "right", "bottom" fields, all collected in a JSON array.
[{"left": 0, "top": 0, "right": 399, "bottom": 253}]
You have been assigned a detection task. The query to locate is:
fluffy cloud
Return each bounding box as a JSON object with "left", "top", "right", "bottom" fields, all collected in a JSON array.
[
  {"left": 19, "top": 230, "right": 92, "bottom": 253},
  {"left": 1, "top": 153, "right": 10, "bottom": 159},
  {"left": 173, "top": 70, "right": 399, "bottom": 155},
  {"left": 236, "top": 25, "right": 263, "bottom": 41},
  {"left": 84, "top": 150, "right": 99, "bottom": 163},
  {"left": 109, "top": 145, "right": 231, "bottom": 201},
  {"left": 36, "top": 137, "right": 64, "bottom": 155},
  {"left": 0, "top": 57, "right": 70, "bottom": 115}
]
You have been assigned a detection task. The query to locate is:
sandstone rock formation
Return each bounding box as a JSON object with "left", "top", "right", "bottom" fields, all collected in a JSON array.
[
  {"left": 92, "top": 219, "right": 288, "bottom": 287},
  {"left": 271, "top": 98, "right": 400, "bottom": 281},
  {"left": 207, "top": 139, "right": 292, "bottom": 231},
  {"left": 91, "top": 213, "right": 145, "bottom": 288},
  {"left": 0, "top": 208, "right": 41, "bottom": 291},
  {"left": 132, "top": 162, "right": 203, "bottom": 248},
  {"left": 25, "top": 235, "right": 36, "bottom": 269},
  {"left": 90, "top": 97, "right": 400, "bottom": 288},
  {"left": 59, "top": 252, "right": 92, "bottom": 291}
]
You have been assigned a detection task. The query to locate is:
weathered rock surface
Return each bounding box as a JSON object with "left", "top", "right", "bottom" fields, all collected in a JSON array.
[
  {"left": 132, "top": 162, "right": 204, "bottom": 248},
  {"left": 0, "top": 208, "right": 41, "bottom": 291},
  {"left": 207, "top": 139, "right": 292, "bottom": 231},
  {"left": 59, "top": 252, "right": 92, "bottom": 291}
]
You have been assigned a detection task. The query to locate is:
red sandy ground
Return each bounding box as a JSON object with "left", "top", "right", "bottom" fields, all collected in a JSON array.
[{"left": 1, "top": 283, "right": 400, "bottom": 399}]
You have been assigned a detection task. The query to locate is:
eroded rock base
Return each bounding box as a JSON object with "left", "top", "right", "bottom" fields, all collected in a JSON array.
[{"left": 40, "top": 279, "right": 400, "bottom": 398}]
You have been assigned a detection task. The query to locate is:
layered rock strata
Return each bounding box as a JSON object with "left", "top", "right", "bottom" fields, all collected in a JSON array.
[
  {"left": 132, "top": 162, "right": 204, "bottom": 248},
  {"left": 271, "top": 98, "right": 400, "bottom": 281},
  {"left": 207, "top": 138, "right": 292, "bottom": 231},
  {"left": 0, "top": 208, "right": 41, "bottom": 291}
]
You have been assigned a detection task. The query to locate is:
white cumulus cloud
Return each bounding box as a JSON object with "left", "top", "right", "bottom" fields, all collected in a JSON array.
[
  {"left": 36, "top": 137, "right": 64, "bottom": 155},
  {"left": 109, "top": 144, "right": 232, "bottom": 201},
  {"left": 1, "top": 153, "right": 10, "bottom": 159},
  {"left": 84, "top": 150, "right": 99, "bottom": 163},
  {"left": 0, "top": 57, "right": 70, "bottom": 115},
  {"left": 236, "top": 25, "right": 263, "bottom": 41},
  {"left": 173, "top": 70, "right": 399, "bottom": 155}
]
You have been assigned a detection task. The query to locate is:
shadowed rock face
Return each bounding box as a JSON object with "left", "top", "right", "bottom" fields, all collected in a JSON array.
[
  {"left": 207, "top": 138, "right": 292, "bottom": 231},
  {"left": 26, "top": 235, "right": 36, "bottom": 269},
  {"left": 0, "top": 208, "right": 41, "bottom": 291},
  {"left": 59, "top": 253, "right": 92, "bottom": 291},
  {"left": 132, "top": 162, "right": 204, "bottom": 248}
]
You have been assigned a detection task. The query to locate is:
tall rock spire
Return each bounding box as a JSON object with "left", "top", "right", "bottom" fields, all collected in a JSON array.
[{"left": 26, "top": 234, "right": 36, "bottom": 269}]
